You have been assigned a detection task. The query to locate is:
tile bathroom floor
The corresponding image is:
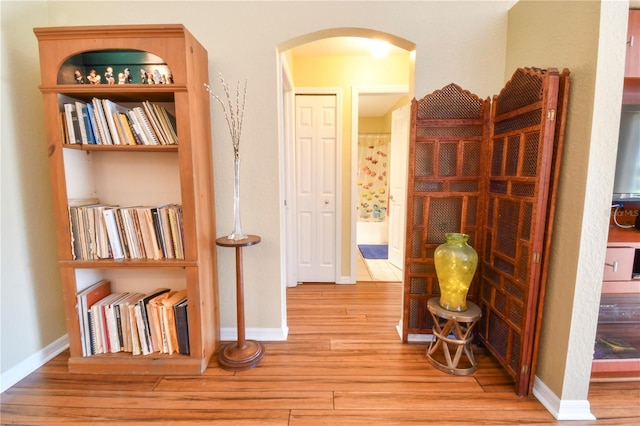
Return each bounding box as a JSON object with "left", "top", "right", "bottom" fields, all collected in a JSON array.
[{"left": 356, "top": 250, "right": 402, "bottom": 282}]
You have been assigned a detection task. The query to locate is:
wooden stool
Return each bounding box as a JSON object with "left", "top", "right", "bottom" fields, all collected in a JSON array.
[{"left": 426, "top": 297, "right": 481, "bottom": 375}]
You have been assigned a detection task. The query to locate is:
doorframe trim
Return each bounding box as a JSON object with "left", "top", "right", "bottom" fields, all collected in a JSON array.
[
  {"left": 289, "top": 87, "right": 343, "bottom": 284},
  {"left": 350, "top": 85, "right": 409, "bottom": 282},
  {"left": 279, "top": 52, "right": 296, "bottom": 291}
]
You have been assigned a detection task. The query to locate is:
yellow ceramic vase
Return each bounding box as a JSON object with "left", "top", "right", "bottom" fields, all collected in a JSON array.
[{"left": 434, "top": 233, "right": 478, "bottom": 312}]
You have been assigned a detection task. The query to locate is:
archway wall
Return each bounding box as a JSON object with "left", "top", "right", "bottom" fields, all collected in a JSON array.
[{"left": 38, "top": 0, "right": 515, "bottom": 338}]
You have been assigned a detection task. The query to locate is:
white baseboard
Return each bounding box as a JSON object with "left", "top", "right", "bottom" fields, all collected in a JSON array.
[
  {"left": 532, "top": 376, "right": 596, "bottom": 420},
  {"left": 220, "top": 326, "right": 289, "bottom": 342},
  {"left": 407, "top": 333, "right": 434, "bottom": 343},
  {"left": 336, "top": 275, "right": 356, "bottom": 284},
  {"left": 1, "top": 334, "right": 69, "bottom": 393}
]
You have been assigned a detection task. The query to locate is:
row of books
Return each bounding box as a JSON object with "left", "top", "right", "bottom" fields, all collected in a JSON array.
[
  {"left": 68, "top": 199, "right": 184, "bottom": 261},
  {"left": 77, "top": 280, "right": 189, "bottom": 357},
  {"left": 61, "top": 98, "right": 178, "bottom": 146}
]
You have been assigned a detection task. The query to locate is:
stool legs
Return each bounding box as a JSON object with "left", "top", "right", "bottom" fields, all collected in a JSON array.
[{"left": 427, "top": 312, "right": 479, "bottom": 375}]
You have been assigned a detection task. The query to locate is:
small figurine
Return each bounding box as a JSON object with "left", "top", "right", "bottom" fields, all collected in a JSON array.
[
  {"left": 104, "top": 66, "right": 115, "bottom": 84},
  {"left": 118, "top": 72, "right": 126, "bottom": 84},
  {"left": 87, "top": 69, "right": 101, "bottom": 84},
  {"left": 74, "top": 69, "right": 84, "bottom": 84},
  {"left": 153, "top": 69, "right": 163, "bottom": 84},
  {"left": 123, "top": 68, "right": 133, "bottom": 84},
  {"left": 140, "top": 69, "right": 149, "bottom": 84},
  {"left": 167, "top": 72, "right": 174, "bottom": 84}
]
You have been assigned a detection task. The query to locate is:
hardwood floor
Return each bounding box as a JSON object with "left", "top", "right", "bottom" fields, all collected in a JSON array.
[{"left": 2, "top": 281, "right": 639, "bottom": 425}]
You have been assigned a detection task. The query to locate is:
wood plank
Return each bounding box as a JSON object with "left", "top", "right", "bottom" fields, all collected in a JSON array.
[
  {"left": 289, "top": 409, "right": 558, "bottom": 425},
  {"left": 1, "top": 388, "right": 333, "bottom": 411},
  {"left": 0, "top": 405, "right": 290, "bottom": 425},
  {"left": 156, "top": 374, "right": 482, "bottom": 393}
]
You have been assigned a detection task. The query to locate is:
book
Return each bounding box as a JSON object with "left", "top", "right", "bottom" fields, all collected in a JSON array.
[
  {"left": 161, "top": 289, "right": 187, "bottom": 354},
  {"left": 133, "top": 303, "right": 150, "bottom": 355},
  {"left": 68, "top": 205, "right": 82, "bottom": 260},
  {"left": 82, "top": 205, "right": 98, "bottom": 260},
  {"left": 137, "top": 288, "right": 170, "bottom": 354},
  {"left": 102, "top": 99, "right": 131, "bottom": 145},
  {"left": 148, "top": 291, "right": 176, "bottom": 353},
  {"left": 137, "top": 207, "right": 163, "bottom": 260},
  {"left": 85, "top": 103, "right": 100, "bottom": 144},
  {"left": 91, "top": 98, "right": 113, "bottom": 145},
  {"left": 126, "top": 110, "right": 150, "bottom": 145},
  {"left": 158, "top": 205, "right": 175, "bottom": 259},
  {"left": 106, "top": 292, "right": 131, "bottom": 353},
  {"left": 87, "top": 310, "right": 97, "bottom": 355},
  {"left": 174, "top": 297, "right": 189, "bottom": 355},
  {"left": 142, "top": 101, "right": 170, "bottom": 145},
  {"left": 128, "top": 301, "right": 142, "bottom": 355},
  {"left": 132, "top": 106, "right": 161, "bottom": 145},
  {"left": 60, "top": 111, "right": 68, "bottom": 144},
  {"left": 89, "top": 205, "right": 111, "bottom": 259},
  {"left": 153, "top": 103, "right": 178, "bottom": 145},
  {"left": 63, "top": 103, "right": 81, "bottom": 144},
  {"left": 115, "top": 208, "right": 131, "bottom": 259},
  {"left": 151, "top": 207, "right": 167, "bottom": 258},
  {"left": 117, "top": 113, "right": 137, "bottom": 145},
  {"left": 111, "top": 112, "right": 128, "bottom": 146},
  {"left": 102, "top": 207, "right": 125, "bottom": 260},
  {"left": 168, "top": 205, "right": 184, "bottom": 260},
  {"left": 120, "top": 208, "right": 143, "bottom": 259},
  {"left": 74, "top": 102, "right": 90, "bottom": 144},
  {"left": 117, "top": 292, "right": 144, "bottom": 353},
  {"left": 77, "top": 279, "right": 111, "bottom": 356},
  {"left": 90, "top": 292, "right": 122, "bottom": 354},
  {"left": 67, "top": 198, "right": 100, "bottom": 260}
]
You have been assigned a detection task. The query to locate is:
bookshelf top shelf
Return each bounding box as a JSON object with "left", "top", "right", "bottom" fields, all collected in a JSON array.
[
  {"left": 41, "top": 85, "right": 185, "bottom": 103},
  {"left": 57, "top": 48, "right": 173, "bottom": 85}
]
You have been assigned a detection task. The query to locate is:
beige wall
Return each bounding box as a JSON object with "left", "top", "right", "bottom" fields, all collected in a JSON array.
[
  {"left": 506, "top": 0, "right": 627, "bottom": 400},
  {"left": 0, "top": 0, "right": 67, "bottom": 377},
  {"left": 358, "top": 117, "right": 390, "bottom": 134}
]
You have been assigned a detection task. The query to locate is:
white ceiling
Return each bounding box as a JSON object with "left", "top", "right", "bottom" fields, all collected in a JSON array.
[
  {"left": 358, "top": 93, "right": 407, "bottom": 117},
  {"left": 290, "top": 37, "right": 409, "bottom": 117}
]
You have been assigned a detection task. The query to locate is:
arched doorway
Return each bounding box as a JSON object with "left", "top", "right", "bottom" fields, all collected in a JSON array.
[{"left": 276, "top": 29, "right": 416, "bottom": 302}]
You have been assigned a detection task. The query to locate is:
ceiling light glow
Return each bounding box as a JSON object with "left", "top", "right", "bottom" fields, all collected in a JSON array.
[{"left": 369, "top": 40, "right": 391, "bottom": 58}]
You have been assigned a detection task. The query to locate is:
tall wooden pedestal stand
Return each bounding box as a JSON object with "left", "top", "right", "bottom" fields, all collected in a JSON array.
[{"left": 215, "top": 235, "right": 265, "bottom": 371}]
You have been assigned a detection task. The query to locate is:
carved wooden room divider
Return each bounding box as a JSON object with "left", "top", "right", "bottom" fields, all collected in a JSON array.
[{"left": 402, "top": 67, "right": 571, "bottom": 396}]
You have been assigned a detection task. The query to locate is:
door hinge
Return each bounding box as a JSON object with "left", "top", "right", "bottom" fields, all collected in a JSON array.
[
  {"left": 547, "top": 109, "right": 556, "bottom": 122},
  {"left": 522, "top": 364, "right": 529, "bottom": 376},
  {"left": 533, "top": 252, "right": 541, "bottom": 264}
]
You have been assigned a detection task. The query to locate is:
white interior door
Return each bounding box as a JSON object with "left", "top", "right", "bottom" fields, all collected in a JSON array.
[
  {"left": 295, "top": 94, "right": 337, "bottom": 282},
  {"left": 387, "top": 104, "right": 410, "bottom": 270}
]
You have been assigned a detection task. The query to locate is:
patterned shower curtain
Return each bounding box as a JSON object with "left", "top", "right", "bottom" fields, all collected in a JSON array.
[{"left": 357, "top": 133, "right": 391, "bottom": 222}]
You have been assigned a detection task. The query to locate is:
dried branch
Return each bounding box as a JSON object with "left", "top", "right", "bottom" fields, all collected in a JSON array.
[{"left": 204, "top": 73, "right": 247, "bottom": 159}]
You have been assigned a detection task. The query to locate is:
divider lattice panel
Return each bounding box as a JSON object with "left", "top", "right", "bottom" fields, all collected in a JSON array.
[{"left": 402, "top": 84, "right": 490, "bottom": 340}]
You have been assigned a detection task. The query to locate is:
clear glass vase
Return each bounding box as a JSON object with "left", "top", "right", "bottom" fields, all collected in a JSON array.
[
  {"left": 228, "top": 156, "right": 248, "bottom": 241},
  {"left": 434, "top": 233, "right": 478, "bottom": 311}
]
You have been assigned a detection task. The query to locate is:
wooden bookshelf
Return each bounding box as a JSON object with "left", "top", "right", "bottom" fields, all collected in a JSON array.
[{"left": 33, "top": 24, "right": 219, "bottom": 375}]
